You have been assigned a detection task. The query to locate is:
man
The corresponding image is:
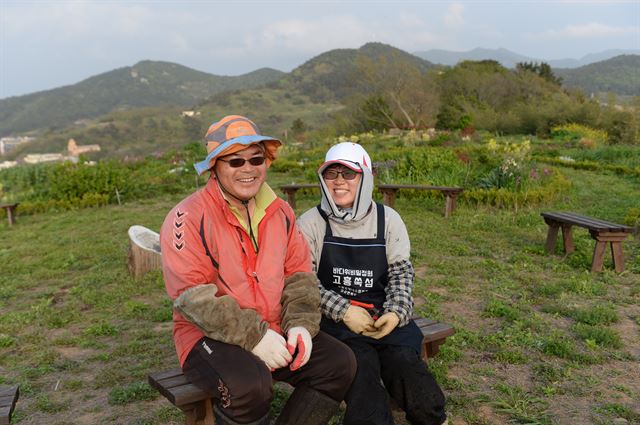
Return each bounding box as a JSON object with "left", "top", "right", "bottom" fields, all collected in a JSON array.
[{"left": 160, "top": 116, "right": 356, "bottom": 425}]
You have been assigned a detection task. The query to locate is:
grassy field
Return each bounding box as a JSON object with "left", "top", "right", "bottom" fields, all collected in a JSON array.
[{"left": 0, "top": 164, "right": 638, "bottom": 424}]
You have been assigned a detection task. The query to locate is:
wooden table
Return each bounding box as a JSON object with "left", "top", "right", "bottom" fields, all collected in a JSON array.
[
  {"left": 0, "top": 203, "right": 18, "bottom": 227},
  {"left": 377, "top": 184, "right": 464, "bottom": 217}
]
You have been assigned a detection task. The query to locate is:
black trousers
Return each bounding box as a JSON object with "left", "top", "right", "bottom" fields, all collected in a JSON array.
[
  {"left": 343, "top": 340, "right": 447, "bottom": 425},
  {"left": 183, "top": 331, "right": 356, "bottom": 423}
]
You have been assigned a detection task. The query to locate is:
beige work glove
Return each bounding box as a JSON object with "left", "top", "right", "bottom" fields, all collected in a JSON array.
[
  {"left": 362, "top": 312, "right": 400, "bottom": 339},
  {"left": 343, "top": 305, "right": 375, "bottom": 334},
  {"left": 251, "top": 329, "right": 292, "bottom": 370}
]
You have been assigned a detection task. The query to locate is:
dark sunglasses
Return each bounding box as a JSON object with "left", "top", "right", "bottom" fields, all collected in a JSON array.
[
  {"left": 218, "top": 156, "right": 266, "bottom": 168},
  {"left": 323, "top": 168, "right": 359, "bottom": 180}
]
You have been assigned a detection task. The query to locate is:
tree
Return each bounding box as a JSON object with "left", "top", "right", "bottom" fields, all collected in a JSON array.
[{"left": 516, "top": 61, "right": 562, "bottom": 85}]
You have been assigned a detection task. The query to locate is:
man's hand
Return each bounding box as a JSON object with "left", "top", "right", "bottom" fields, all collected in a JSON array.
[
  {"left": 286, "top": 327, "right": 312, "bottom": 371},
  {"left": 362, "top": 312, "right": 400, "bottom": 339},
  {"left": 343, "top": 305, "right": 375, "bottom": 334},
  {"left": 251, "top": 329, "right": 292, "bottom": 370}
]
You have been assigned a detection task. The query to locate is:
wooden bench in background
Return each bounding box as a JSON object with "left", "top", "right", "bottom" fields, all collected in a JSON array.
[
  {"left": 0, "top": 385, "right": 19, "bottom": 425},
  {"left": 377, "top": 184, "right": 464, "bottom": 218},
  {"left": 149, "top": 318, "right": 455, "bottom": 425},
  {"left": 541, "top": 211, "right": 633, "bottom": 272},
  {"left": 280, "top": 184, "right": 319, "bottom": 210},
  {"left": 0, "top": 203, "right": 19, "bottom": 227},
  {"left": 280, "top": 183, "right": 464, "bottom": 217}
]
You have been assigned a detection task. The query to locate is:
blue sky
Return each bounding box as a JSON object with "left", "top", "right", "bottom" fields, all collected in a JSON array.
[{"left": 1, "top": 0, "right": 638, "bottom": 98}]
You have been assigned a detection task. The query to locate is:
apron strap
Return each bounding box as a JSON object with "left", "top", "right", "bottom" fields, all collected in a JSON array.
[
  {"left": 375, "top": 202, "right": 385, "bottom": 240},
  {"left": 316, "top": 205, "right": 333, "bottom": 237},
  {"left": 317, "top": 203, "right": 385, "bottom": 239}
]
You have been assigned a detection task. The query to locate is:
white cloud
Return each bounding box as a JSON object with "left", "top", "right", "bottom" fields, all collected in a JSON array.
[
  {"left": 398, "top": 12, "right": 425, "bottom": 29},
  {"left": 444, "top": 2, "right": 465, "bottom": 28},
  {"left": 531, "top": 22, "right": 639, "bottom": 39},
  {"left": 255, "top": 17, "right": 372, "bottom": 52}
]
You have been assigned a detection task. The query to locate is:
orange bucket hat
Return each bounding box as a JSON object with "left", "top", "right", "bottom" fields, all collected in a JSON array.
[{"left": 194, "top": 115, "right": 282, "bottom": 175}]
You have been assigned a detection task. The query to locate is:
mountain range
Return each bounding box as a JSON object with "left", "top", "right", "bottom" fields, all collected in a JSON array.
[
  {"left": 0, "top": 61, "right": 284, "bottom": 135},
  {"left": 0, "top": 43, "right": 637, "bottom": 140},
  {"left": 413, "top": 47, "right": 640, "bottom": 69}
]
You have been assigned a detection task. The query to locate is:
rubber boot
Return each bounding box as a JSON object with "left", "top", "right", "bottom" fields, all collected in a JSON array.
[
  {"left": 213, "top": 404, "right": 270, "bottom": 425},
  {"left": 275, "top": 386, "right": 340, "bottom": 425}
]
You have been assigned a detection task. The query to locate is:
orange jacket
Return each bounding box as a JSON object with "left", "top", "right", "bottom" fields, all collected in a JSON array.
[{"left": 160, "top": 178, "right": 312, "bottom": 366}]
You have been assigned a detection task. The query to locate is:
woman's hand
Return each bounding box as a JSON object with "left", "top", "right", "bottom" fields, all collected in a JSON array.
[
  {"left": 343, "top": 305, "right": 375, "bottom": 334},
  {"left": 362, "top": 312, "right": 399, "bottom": 339}
]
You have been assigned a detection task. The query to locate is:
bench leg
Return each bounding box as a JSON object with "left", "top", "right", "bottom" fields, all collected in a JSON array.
[
  {"left": 5, "top": 207, "right": 16, "bottom": 226},
  {"left": 444, "top": 194, "right": 458, "bottom": 218},
  {"left": 591, "top": 241, "right": 607, "bottom": 272},
  {"left": 284, "top": 189, "right": 297, "bottom": 210},
  {"left": 561, "top": 225, "right": 574, "bottom": 254},
  {"left": 183, "top": 399, "right": 215, "bottom": 425},
  {"left": 545, "top": 224, "right": 560, "bottom": 253},
  {"left": 380, "top": 189, "right": 396, "bottom": 208},
  {"left": 610, "top": 242, "right": 625, "bottom": 273}
]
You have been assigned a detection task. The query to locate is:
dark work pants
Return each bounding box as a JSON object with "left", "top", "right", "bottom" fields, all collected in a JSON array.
[
  {"left": 183, "top": 331, "right": 356, "bottom": 424},
  {"left": 343, "top": 340, "right": 447, "bottom": 425}
]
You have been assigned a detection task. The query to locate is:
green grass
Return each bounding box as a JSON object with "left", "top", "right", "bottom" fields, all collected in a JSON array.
[{"left": 1, "top": 147, "right": 639, "bottom": 424}]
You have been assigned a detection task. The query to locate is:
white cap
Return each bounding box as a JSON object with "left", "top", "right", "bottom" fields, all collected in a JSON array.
[{"left": 318, "top": 142, "right": 372, "bottom": 174}]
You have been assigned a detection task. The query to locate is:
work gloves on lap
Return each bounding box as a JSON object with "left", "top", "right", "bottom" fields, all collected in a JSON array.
[
  {"left": 251, "top": 326, "right": 313, "bottom": 371},
  {"left": 343, "top": 306, "right": 401, "bottom": 339},
  {"left": 343, "top": 305, "right": 375, "bottom": 334},
  {"left": 286, "top": 326, "right": 312, "bottom": 371},
  {"left": 251, "top": 329, "right": 292, "bottom": 370},
  {"left": 363, "top": 312, "right": 400, "bottom": 339}
]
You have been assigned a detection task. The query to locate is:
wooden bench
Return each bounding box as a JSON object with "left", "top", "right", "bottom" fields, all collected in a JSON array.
[
  {"left": 377, "top": 185, "right": 464, "bottom": 218},
  {"left": 0, "top": 385, "right": 19, "bottom": 425},
  {"left": 280, "top": 184, "right": 319, "bottom": 210},
  {"left": 149, "top": 318, "right": 454, "bottom": 425},
  {"left": 541, "top": 211, "right": 633, "bottom": 272},
  {"left": 280, "top": 183, "right": 464, "bottom": 217},
  {"left": 0, "top": 203, "right": 18, "bottom": 227}
]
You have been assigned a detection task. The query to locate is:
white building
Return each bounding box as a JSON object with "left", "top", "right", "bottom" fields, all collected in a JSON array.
[{"left": 0, "top": 136, "right": 35, "bottom": 155}]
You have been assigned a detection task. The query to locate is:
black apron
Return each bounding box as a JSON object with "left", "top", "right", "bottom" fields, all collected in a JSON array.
[{"left": 317, "top": 203, "right": 422, "bottom": 353}]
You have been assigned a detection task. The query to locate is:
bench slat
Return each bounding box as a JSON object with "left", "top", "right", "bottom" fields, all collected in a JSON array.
[
  {"left": 377, "top": 184, "right": 463, "bottom": 194},
  {"left": 542, "top": 212, "right": 632, "bottom": 232},
  {"left": 419, "top": 322, "right": 456, "bottom": 342},
  {"left": 0, "top": 385, "right": 18, "bottom": 425}
]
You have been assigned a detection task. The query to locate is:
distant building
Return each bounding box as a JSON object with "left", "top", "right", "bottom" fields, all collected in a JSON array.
[
  {"left": 68, "top": 138, "right": 101, "bottom": 157},
  {"left": 0, "top": 136, "right": 35, "bottom": 155},
  {"left": 181, "top": 110, "right": 201, "bottom": 118},
  {"left": 0, "top": 161, "right": 18, "bottom": 170},
  {"left": 23, "top": 153, "right": 64, "bottom": 164}
]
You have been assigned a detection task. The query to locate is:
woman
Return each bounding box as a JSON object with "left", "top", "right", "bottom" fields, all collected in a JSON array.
[
  {"left": 298, "top": 142, "right": 447, "bottom": 425},
  {"left": 161, "top": 116, "right": 356, "bottom": 425}
]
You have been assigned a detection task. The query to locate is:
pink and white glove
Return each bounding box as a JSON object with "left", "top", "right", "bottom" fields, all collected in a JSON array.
[
  {"left": 251, "top": 329, "right": 292, "bottom": 370},
  {"left": 286, "top": 327, "right": 312, "bottom": 371}
]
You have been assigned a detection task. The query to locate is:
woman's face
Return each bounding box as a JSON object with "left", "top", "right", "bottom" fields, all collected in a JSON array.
[
  {"left": 214, "top": 144, "right": 267, "bottom": 202},
  {"left": 322, "top": 164, "right": 362, "bottom": 209}
]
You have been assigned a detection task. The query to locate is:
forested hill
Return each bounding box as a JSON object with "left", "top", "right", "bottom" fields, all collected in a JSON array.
[
  {"left": 0, "top": 61, "right": 285, "bottom": 136},
  {"left": 282, "top": 42, "right": 436, "bottom": 101},
  {"left": 556, "top": 55, "right": 640, "bottom": 96}
]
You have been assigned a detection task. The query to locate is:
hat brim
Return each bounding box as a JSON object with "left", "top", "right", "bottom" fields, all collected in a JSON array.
[
  {"left": 194, "top": 135, "right": 281, "bottom": 175},
  {"left": 318, "top": 159, "right": 363, "bottom": 175}
]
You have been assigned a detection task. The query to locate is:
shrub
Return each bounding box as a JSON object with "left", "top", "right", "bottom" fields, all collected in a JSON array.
[{"left": 551, "top": 123, "right": 608, "bottom": 147}]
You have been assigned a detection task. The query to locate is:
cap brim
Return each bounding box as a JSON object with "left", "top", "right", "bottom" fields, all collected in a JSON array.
[
  {"left": 194, "top": 135, "right": 281, "bottom": 175},
  {"left": 318, "top": 159, "right": 363, "bottom": 174}
]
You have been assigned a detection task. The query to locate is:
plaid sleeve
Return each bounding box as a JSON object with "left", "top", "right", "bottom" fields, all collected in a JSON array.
[
  {"left": 318, "top": 284, "right": 351, "bottom": 322},
  {"left": 382, "top": 259, "right": 414, "bottom": 326}
]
